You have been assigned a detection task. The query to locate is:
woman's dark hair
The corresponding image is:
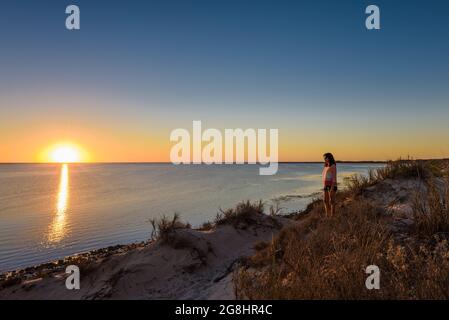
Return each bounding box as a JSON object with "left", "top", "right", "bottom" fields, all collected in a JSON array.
[{"left": 323, "top": 153, "right": 336, "bottom": 167}]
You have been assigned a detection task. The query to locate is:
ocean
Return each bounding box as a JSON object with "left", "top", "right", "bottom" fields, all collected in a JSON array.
[{"left": 0, "top": 163, "right": 383, "bottom": 273}]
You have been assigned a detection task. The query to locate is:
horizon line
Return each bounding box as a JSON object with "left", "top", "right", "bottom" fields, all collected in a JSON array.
[
  {"left": 2, "top": 158, "right": 448, "bottom": 165},
  {"left": 0, "top": 161, "right": 385, "bottom": 165}
]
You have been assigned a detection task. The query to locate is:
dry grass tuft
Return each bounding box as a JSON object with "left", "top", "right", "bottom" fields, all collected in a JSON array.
[
  {"left": 215, "top": 200, "right": 264, "bottom": 228},
  {"left": 234, "top": 160, "right": 449, "bottom": 299},
  {"left": 198, "top": 221, "right": 214, "bottom": 231},
  {"left": 412, "top": 182, "right": 449, "bottom": 241},
  {"left": 345, "top": 159, "right": 435, "bottom": 196},
  {"left": 149, "top": 213, "right": 191, "bottom": 247}
]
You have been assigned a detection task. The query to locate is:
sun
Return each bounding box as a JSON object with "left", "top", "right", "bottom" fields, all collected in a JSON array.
[
  {"left": 51, "top": 146, "right": 80, "bottom": 163},
  {"left": 45, "top": 143, "right": 87, "bottom": 163}
]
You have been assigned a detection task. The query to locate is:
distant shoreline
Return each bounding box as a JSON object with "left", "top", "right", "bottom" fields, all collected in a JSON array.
[
  {"left": 1, "top": 159, "right": 448, "bottom": 165},
  {"left": 0, "top": 161, "right": 389, "bottom": 165}
]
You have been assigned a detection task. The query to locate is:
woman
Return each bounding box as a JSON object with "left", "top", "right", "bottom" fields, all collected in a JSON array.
[{"left": 322, "top": 153, "right": 337, "bottom": 217}]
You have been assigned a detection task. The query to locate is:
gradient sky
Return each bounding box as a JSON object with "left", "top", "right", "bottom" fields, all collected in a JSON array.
[{"left": 1, "top": 0, "right": 449, "bottom": 162}]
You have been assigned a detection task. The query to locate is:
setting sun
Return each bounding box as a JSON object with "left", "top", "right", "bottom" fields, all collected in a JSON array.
[
  {"left": 51, "top": 146, "right": 80, "bottom": 163},
  {"left": 41, "top": 143, "right": 89, "bottom": 163}
]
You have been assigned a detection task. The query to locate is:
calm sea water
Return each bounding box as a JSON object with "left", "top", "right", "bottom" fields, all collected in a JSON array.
[{"left": 0, "top": 163, "right": 382, "bottom": 273}]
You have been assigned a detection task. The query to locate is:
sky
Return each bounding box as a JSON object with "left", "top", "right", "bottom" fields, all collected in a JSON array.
[{"left": 0, "top": 0, "right": 448, "bottom": 162}]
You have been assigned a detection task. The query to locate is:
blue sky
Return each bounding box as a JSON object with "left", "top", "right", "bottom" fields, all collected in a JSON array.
[{"left": 1, "top": 0, "right": 449, "bottom": 161}]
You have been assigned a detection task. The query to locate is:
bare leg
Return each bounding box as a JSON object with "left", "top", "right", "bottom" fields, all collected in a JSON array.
[
  {"left": 323, "top": 191, "right": 330, "bottom": 217},
  {"left": 330, "top": 189, "right": 336, "bottom": 216}
]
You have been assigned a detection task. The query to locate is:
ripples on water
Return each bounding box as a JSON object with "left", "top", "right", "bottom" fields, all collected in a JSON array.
[{"left": 0, "top": 163, "right": 383, "bottom": 272}]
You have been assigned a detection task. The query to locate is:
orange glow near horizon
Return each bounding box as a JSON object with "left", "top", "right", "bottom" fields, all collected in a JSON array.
[
  {"left": 2, "top": 123, "right": 448, "bottom": 163},
  {"left": 14, "top": 138, "right": 449, "bottom": 164}
]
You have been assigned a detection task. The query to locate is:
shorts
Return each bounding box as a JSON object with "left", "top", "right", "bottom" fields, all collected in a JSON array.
[{"left": 323, "top": 185, "right": 337, "bottom": 192}]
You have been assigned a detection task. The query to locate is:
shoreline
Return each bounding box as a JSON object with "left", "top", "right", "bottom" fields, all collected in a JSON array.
[
  {"left": 2, "top": 159, "right": 448, "bottom": 299},
  {"left": 0, "top": 204, "right": 306, "bottom": 278},
  {"left": 0, "top": 159, "right": 423, "bottom": 282},
  {"left": 0, "top": 242, "right": 147, "bottom": 283},
  {"left": 0, "top": 205, "right": 295, "bottom": 299},
  {"left": 0, "top": 174, "right": 332, "bottom": 276}
]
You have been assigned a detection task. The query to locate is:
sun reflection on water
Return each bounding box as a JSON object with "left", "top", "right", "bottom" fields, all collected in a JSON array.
[{"left": 47, "top": 164, "right": 69, "bottom": 244}]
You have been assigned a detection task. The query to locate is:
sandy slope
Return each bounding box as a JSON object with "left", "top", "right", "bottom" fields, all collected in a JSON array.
[{"left": 0, "top": 213, "right": 292, "bottom": 300}]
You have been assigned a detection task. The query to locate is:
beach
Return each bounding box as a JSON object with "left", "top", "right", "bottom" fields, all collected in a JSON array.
[
  {"left": 1, "top": 160, "right": 448, "bottom": 299},
  {"left": 0, "top": 163, "right": 382, "bottom": 273},
  {"left": 0, "top": 204, "right": 293, "bottom": 299}
]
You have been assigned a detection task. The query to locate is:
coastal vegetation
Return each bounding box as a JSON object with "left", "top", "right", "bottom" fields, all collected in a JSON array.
[
  {"left": 233, "top": 159, "right": 449, "bottom": 299},
  {"left": 1, "top": 159, "right": 449, "bottom": 299}
]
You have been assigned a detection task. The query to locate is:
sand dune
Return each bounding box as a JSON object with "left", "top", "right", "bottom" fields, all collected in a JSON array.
[{"left": 0, "top": 212, "right": 292, "bottom": 300}]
